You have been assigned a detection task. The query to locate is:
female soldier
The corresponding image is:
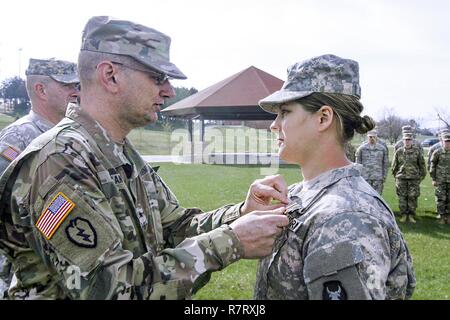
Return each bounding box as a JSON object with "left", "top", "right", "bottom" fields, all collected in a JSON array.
[{"left": 254, "top": 54, "right": 415, "bottom": 300}]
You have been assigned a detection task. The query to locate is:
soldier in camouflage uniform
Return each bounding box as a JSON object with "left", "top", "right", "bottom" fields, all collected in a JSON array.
[
  {"left": 0, "top": 58, "right": 79, "bottom": 299},
  {"left": 429, "top": 133, "right": 450, "bottom": 224},
  {"left": 254, "top": 54, "right": 415, "bottom": 300},
  {"left": 373, "top": 126, "right": 389, "bottom": 159},
  {"left": 427, "top": 128, "right": 449, "bottom": 219},
  {"left": 0, "top": 16, "right": 289, "bottom": 300},
  {"left": 427, "top": 128, "right": 448, "bottom": 170},
  {"left": 392, "top": 133, "right": 427, "bottom": 223},
  {"left": 394, "top": 125, "right": 423, "bottom": 155},
  {"left": 355, "top": 130, "right": 388, "bottom": 195}
]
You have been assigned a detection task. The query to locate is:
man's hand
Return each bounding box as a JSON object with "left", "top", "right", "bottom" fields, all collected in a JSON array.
[
  {"left": 230, "top": 207, "right": 289, "bottom": 259},
  {"left": 432, "top": 181, "right": 436, "bottom": 187},
  {"left": 240, "top": 175, "right": 289, "bottom": 215}
]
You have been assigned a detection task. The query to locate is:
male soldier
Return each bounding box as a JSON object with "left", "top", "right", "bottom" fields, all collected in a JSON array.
[
  {"left": 356, "top": 130, "right": 388, "bottom": 195},
  {"left": 427, "top": 128, "right": 449, "bottom": 219},
  {"left": 0, "top": 16, "right": 289, "bottom": 300},
  {"left": 0, "top": 58, "right": 79, "bottom": 299},
  {"left": 392, "top": 133, "right": 427, "bottom": 223},
  {"left": 429, "top": 132, "right": 450, "bottom": 224},
  {"left": 427, "top": 128, "right": 449, "bottom": 170},
  {"left": 394, "top": 125, "right": 423, "bottom": 154},
  {"left": 373, "top": 126, "right": 389, "bottom": 156}
]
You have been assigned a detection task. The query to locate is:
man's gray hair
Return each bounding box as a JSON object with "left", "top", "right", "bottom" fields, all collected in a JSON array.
[
  {"left": 25, "top": 75, "right": 51, "bottom": 100},
  {"left": 77, "top": 51, "right": 148, "bottom": 85}
]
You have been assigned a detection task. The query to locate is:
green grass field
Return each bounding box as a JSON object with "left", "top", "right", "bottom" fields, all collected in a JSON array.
[{"left": 154, "top": 162, "right": 449, "bottom": 300}]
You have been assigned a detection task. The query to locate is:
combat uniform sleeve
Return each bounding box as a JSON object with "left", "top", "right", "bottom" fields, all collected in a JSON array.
[
  {"left": 303, "top": 212, "right": 395, "bottom": 300},
  {"left": 0, "top": 138, "right": 23, "bottom": 175},
  {"left": 391, "top": 151, "right": 399, "bottom": 176},
  {"left": 382, "top": 147, "right": 388, "bottom": 180},
  {"left": 429, "top": 150, "right": 439, "bottom": 181},
  {"left": 418, "top": 152, "right": 426, "bottom": 180},
  {"left": 150, "top": 172, "right": 243, "bottom": 248},
  {"left": 22, "top": 152, "right": 243, "bottom": 300}
]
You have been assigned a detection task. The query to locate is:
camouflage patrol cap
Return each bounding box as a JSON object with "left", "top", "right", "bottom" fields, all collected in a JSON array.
[
  {"left": 438, "top": 128, "right": 449, "bottom": 134},
  {"left": 259, "top": 54, "right": 361, "bottom": 113},
  {"left": 443, "top": 133, "right": 450, "bottom": 141},
  {"left": 81, "top": 16, "right": 186, "bottom": 80},
  {"left": 403, "top": 132, "right": 413, "bottom": 140},
  {"left": 401, "top": 125, "right": 413, "bottom": 133},
  {"left": 25, "top": 58, "right": 79, "bottom": 84},
  {"left": 367, "top": 129, "right": 378, "bottom": 137}
]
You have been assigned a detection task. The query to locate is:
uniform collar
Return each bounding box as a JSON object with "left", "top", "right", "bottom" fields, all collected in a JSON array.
[
  {"left": 28, "top": 110, "right": 54, "bottom": 133},
  {"left": 65, "top": 103, "right": 135, "bottom": 169},
  {"left": 288, "top": 164, "right": 363, "bottom": 211},
  {"left": 302, "top": 163, "right": 362, "bottom": 191}
]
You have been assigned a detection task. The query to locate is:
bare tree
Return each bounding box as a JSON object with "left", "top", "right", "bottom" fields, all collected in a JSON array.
[
  {"left": 435, "top": 107, "right": 450, "bottom": 128},
  {"left": 376, "top": 107, "right": 409, "bottom": 143}
]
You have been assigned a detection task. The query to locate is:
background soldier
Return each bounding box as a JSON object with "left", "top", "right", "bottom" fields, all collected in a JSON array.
[
  {"left": 356, "top": 129, "right": 388, "bottom": 195},
  {"left": 0, "top": 58, "right": 79, "bottom": 299},
  {"left": 427, "top": 128, "right": 449, "bottom": 170},
  {"left": 429, "top": 133, "right": 450, "bottom": 224},
  {"left": 0, "top": 16, "right": 289, "bottom": 300},
  {"left": 394, "top": 125, "right": 423, "bottom": 154},
  {"left": 374, "top": 126, "right": 389, "bottom": 159},
  {"left": 392, "top": 133, "right": 427, "bottom": 223}
]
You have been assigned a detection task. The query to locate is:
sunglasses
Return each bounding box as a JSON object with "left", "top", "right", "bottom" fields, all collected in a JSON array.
[{"left": 110, "top": 61, "right": 170, "bottom": 85}]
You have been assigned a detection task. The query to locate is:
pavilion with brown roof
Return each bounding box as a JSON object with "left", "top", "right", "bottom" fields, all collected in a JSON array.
[{"left": 162, "top": 66, "right": 283, "bottom": 139}]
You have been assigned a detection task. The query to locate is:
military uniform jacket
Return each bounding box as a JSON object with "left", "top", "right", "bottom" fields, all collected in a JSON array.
[
  {"left": 394, "top": 139, "right": 423, "bottom": 154},
  {"left": 0, "top": 104, "right": 243, "bottom": 300},
  {"left": 254, "top": 164, "right": 415, "bottom": 300},
  {"left": 355, "top": 143, "right": 388, "bottom": 180},
  {"left": 392, "top": 147, "right": 426, "bottom": 180},
  {"left": 430, "top": 148, "right": 450, "bottom": 183},
  {"left": 0, "top": 110, "right": 53, "bottom": 174},
  {"left": 427, "top": 142, "right": 442, "bottom": 169}
]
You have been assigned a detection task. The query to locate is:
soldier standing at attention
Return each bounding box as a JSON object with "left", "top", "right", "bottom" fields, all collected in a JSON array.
[
  {"left": 427, "top": 128, "right": 449, "bottom": 219},
  {"left": 254, "top": 54, "right": 415, "bottom": 300},
  {"left": 392, "top": 133, "right": 427, "bottom": 223},
  {"left": 0, "top": 58, "right": 79, "bottom": 299},
  {"left": 429, "top": 132, "right": 450, "bottom": 225},
  {"left": 0, "top": 16, "right": 289, "bottom": 300},
  {"left": 394, "top": 125, "right": 423, "bottom": 155},
  {"left": 428, "top": 128, "right": 448, "bottom": 169},
  {"left": 355, "top": 130, "right": 388, "bottom": 195}
]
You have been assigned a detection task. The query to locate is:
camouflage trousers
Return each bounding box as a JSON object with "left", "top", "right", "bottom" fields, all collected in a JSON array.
[
  {"left": 396, "top": 179, "right": 421, "bottom": 216},
  {"left": 0, "top": 254, "right": 12, "bottom": 299},
  {"left": 435, "top": 182, "right": 450, "bottom": 217},
  {"left": 366, "top": 179, "right": 384, "bottom": 195}
]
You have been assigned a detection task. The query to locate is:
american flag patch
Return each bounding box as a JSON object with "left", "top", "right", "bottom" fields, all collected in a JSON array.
[
  {"left": 0, "top": 145, "right": 20, "bottom": 162},
  {"left": 36, "top": 192, "right": 76, "bottom": 240}
]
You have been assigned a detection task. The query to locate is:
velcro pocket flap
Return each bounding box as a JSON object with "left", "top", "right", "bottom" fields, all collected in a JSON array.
[{"left": 304, "top": 239, "right": 364, "bottom": 284}]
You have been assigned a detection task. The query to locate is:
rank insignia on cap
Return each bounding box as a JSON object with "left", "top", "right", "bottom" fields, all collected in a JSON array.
[
  {"left": 36, "top": 192, "right": 76, "bottom": 240},
  {"left": 0, "top": 145, "right": 20, "bottom": 162}
]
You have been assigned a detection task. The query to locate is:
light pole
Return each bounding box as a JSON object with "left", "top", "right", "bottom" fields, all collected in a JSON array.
[{"left": 18, "top": 48, "right": 22, "bottom": 76}]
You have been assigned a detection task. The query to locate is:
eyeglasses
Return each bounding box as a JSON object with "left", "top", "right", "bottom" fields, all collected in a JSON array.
[{"left": 110, "top": 61, "right": 170, "bottom": 85}]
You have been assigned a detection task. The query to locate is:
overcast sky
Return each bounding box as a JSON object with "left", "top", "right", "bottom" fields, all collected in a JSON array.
[{"left": 0, "top": 0, "right": 449, "bottom": 126}]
